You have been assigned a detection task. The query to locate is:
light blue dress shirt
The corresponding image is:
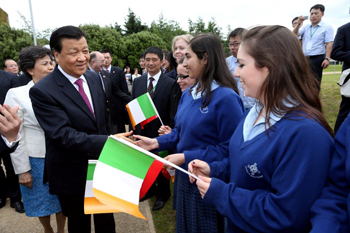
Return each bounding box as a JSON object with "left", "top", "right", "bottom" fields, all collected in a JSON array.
[
  {"left": 226, "top": 55, "right": 256, "bottom": 109},
  {"left": 243, "top": 99, "right": 298, "bottom": 141},
  {"left": 191, "top": 80, "right": 219, "bottom": 100},
  {"left": 299, "top": 21, "right": 334, "bottom": 56}
]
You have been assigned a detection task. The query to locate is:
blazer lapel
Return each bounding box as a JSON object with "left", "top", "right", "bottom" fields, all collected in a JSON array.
[
  {"left": 0, "top": 70, "right": 6, "bottom": 87},
  {"left": 85, "top": 72, "right": 102, "bottom": 124},
  {"left": 55, "top": 68, "right": 96, "bottom": 122},
  {"left": 152, "top": 74, "right": 166, "bottom": 99},
  {"left": 138, "top": 75, "right": 148, "bottom": 97}
]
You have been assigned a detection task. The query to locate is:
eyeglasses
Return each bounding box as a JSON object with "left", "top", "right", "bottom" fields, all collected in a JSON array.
[
  {"left": 227, "top": 42, "right": 241, "bottom": 47},
  {"left": 178, "top": 75, "right": 189, "bottom": 80}
]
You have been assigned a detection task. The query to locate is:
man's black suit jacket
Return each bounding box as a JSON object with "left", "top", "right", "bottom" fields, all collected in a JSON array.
[
  {"left": 109, "top": 66, "right": 129, "bottom": 128},
  {"left": 0, "top": 69, "right": 20, "bottom": 104},
  {"left": 131, "top": 73, "right": 175, "bottom": 138},
  {"left": 29, "top": 67, "right": 108, "bottom": 195},
  {"left": 0, "top": 137, "right": 15, "bottom": 157},
  {"left": 331, "top": 22, "right": 350, "bottom": 71},
  {"left": 18, "top": 73, "right": 32, "bottom": 86}
]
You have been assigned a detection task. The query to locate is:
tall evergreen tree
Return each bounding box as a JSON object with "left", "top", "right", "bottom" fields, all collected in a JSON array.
[
  {"left": 149, "top": 14, "right": 187, "bottom": 50},
  {"left": 124, "top": 8, "right": 148, "bottom": 35}
]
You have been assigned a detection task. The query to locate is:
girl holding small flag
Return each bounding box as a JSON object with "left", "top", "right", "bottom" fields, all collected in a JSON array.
[
  {"left": 188, "top": 25, "right": 334, "bottom": 232},
  {"left": 134, "top": 34, "right": 244, "bottom": 232}
]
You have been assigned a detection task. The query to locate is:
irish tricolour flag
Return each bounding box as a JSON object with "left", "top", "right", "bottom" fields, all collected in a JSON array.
[
  {"left": 85, "top": 136, "right": 200, "bottom": 219},
  {"left": 126, "top": 93, "right": 163, "bottom": 130},
  {"left": 84, "top": 160, "right": 121, "bottom": 214}
]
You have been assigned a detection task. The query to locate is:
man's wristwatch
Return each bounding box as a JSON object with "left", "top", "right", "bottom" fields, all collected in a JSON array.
[{"left": 324, "top": 58, "right": 330, "bottom": 61}]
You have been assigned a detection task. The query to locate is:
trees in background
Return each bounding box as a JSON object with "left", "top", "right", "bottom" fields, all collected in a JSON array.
[
  {"left": 0, "top": 23, "right": 48, "bottom": 67},
  {"left": 80, "top": 24, "right": 127, "bottom": 68},
  {"left": 0, "top": 9, "right": 232, "bottom": 70}
]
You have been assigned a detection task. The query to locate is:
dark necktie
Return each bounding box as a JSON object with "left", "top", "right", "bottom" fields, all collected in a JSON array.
[
  {"left": 98, "top": 72, "right": 106, "bottom": 92},
  {"left": 148, "top": 77, "right": 154, "bottom": 95},
  {"left": 75, "top": 79, "right": 95, "bottom": 117}
]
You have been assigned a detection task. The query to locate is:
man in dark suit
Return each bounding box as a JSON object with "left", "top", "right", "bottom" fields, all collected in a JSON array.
[
  {"left": 3, "top": 59, "right": 20, "bottom": 76},
  {"left": 332, "top": 22, "right": 350, "bottom": 134},
  {"left": 29, "top": 26, "right": 118, "bottom": 233},
  {"left": 89, "top": 51, "right": 132, "bottom": 135},
  {"left": 132, "top": 46, "right": 175, "bottom": 211},
  {"left": 101, "top": 49, "right": 129, "bottom": 134},
  {"left": 0, "top": 70, "right": 24, "bottom": 213}
]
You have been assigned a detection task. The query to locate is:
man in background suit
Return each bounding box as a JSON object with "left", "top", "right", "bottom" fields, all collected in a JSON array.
[
  {"left": 3, "top": 59, "right": 19, "bottom": 76},
  {"left": 132, "top": 46, "right": 175, "bottom": 211},
  {"left": 89, "top": 51, "right": 116, "bottom": 134},
  {"left": 29, "top": 26, "right": 117, "bottom": 233},
  {"left": 0, "top": 70, "right": 24, "bottom": 213},
  {"left": 332, "top": 21, "right": 350, "bottom": 134},
  {"left": 101, "top": 49, "right": 129, "bottom": 133}
]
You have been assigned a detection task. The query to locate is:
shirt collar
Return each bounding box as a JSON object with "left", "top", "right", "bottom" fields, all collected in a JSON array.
[
  {"left": 147, "top": 70, "right": 161, "bottom": 82},
  {"left": 191, "top": 80, "right": 220, "bottom": 100},
  {"left": 104, "top": 65, "right": 111, "bottom": 72},
  {"left": 58, "top": 65, "right": 86, "bottom": 85},
  {"left": 310, "top": 21, "right": 323, "bottom": 28},
  {"left": 253, "top": 96, "right": 299, "bottom": 124},
  {"left": 227, "top": 55, "right": 238, "bottom": 64},
  {"left": 232, "top": 56, "right": 238, "bottom": 64}
]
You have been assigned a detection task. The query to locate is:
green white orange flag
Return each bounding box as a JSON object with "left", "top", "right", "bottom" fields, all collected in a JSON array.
[
  {"left": 126, "top": 93, "right": 163, "bottom": 130},
  {"left": 84, "top": 160, "right": 121, "bottom": 214},
  {"left": 85, "top": 136, "right": 200, "bottom": 219}
]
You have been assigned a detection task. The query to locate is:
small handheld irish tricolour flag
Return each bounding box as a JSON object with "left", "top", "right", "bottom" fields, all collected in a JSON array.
[
  {"left": 84, "top": 160, "right": 121, "bottom": 214},
  {"left": 126, "top": 93, "right": 163, "bottom": 130},
  {"left": 84, "top": 136, "right": 201, "bottom": 219}
]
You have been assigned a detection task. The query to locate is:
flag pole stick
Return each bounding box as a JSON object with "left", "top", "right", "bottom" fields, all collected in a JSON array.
[
  {"left": 111, "top": 136, "right": 202, "bottom": 181},
  {"left": 147, "top": 93, "right": 164, "bottom": 126}
]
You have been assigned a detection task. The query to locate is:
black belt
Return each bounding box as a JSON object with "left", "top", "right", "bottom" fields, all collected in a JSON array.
[{"left": 305, "top": 55, "right": 324, "bottom": 59}]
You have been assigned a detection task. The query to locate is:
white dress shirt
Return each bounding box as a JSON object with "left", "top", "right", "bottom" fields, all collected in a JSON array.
[{"left": 58, "top": 65, "right": 94, "bottom": 113}]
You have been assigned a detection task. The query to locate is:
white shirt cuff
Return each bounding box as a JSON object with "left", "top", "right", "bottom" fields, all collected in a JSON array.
[{"left": 1, "top": 133, "right": 21, "bottom": 148}]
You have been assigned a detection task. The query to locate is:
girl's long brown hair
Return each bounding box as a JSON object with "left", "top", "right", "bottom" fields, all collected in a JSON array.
[
  {"left": 242, "top": 25, "right": 333, "bottom": 136},
  {"left": 188, "top": 33, "right": 239, "bottom": 108}
]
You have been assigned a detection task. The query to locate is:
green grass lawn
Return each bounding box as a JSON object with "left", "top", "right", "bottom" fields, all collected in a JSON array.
[
  {"left": 150, "top": 183, "right": 176, "bottom": 232},
  {"left": 320, "top": 73, "right": 342, "bottom": 129},
  {"left": 323, "top": 64, "right": 342, "bottom": 73},
  {"left": 151, "top": 72, "right": 342, "bottom": 232}
]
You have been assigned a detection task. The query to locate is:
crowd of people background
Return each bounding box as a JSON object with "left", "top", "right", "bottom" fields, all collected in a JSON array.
[{"left": 0, "top": 3, "right": 350, "bottom": 233}]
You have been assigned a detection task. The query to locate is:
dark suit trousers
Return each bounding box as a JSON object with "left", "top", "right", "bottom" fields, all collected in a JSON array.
[
  {"left": 307, "top": 55, "right": 324, "bottom": 91},
  {"left": 0, "top": 154, "right": 21, "bottom": 202},
  {"left": 146, "top": 172, "right": 171, "bottom": 201},
  {"left": 58, "top": 193, "right": 115, "bottom": 233},
  {"left": 334, "top": 95, "right": 350, "bottom": 134}
]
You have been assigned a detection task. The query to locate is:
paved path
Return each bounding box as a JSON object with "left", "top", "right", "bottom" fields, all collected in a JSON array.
[{"left": 0, "top": 198, "right": 155, "bottom": 233}]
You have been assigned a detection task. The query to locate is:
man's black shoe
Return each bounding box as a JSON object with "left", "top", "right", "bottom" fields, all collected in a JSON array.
[
  {"left": 0, "top": 198, "right": 6, "bottom": 209},
  {"left": 152, "top": 199, "right": 166, "bottom": 211},
  {"left": 10, "top": 201, "right": 25, "bottom": 213}
]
